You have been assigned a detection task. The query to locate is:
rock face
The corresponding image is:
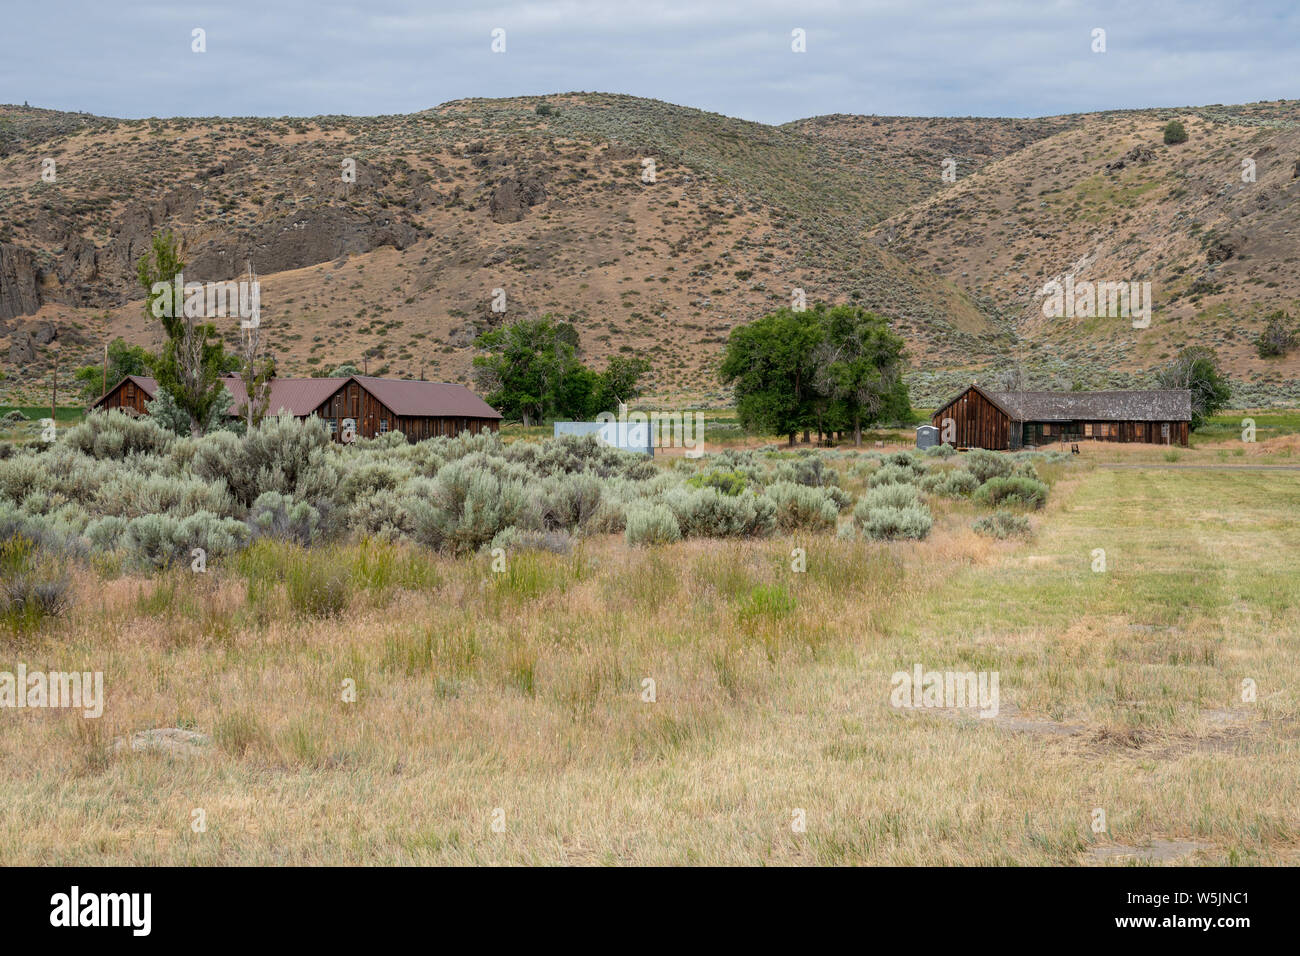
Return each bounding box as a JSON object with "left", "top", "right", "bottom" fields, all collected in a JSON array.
[
  {"left": 489, "top": 176, "right": 547, "bottom": 223},
  {"left": 8, "top": 330, "right": 35, "bottom": 364},
  {"left": 1104, "top": 145, "right": 1155, "bottom": 173},
  {"left": 0, "top": 243, "right": 43, "bottom": 321},
  {"left": 1206, "top": 236, "right": 1237, "bottom": 264},
  {"left": 187, "top": 207, "right": 419, "bottom": 279}
]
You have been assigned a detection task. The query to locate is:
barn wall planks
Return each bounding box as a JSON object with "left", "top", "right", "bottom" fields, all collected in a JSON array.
[
  {"left": 932, "top": 388, "right": 1010, "bottom": 450},
  {"left": 98, "top": 378, "right": 151, "bottom": 414},
  {"left": 311, "top": 380, "right": 500, "bottom": 442}
]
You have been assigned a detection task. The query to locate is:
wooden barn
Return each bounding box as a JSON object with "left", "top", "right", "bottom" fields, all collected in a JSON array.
[
  {"left": 931, "top": 384, "right": 1192, "bottom": 450},
  {"left": 93, "top": 374, "right": 502, "bottom": 442},
  {"left": 94, "top": 374, "right": 158, "bottom": 414}
]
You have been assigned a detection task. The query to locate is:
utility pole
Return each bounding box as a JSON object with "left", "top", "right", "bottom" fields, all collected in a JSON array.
[
  {"left": 51, "top": 343, "right": 58, "bottom": 424},
  {"left": 102, "top": 341, "right": 108, "bottom": 397}
]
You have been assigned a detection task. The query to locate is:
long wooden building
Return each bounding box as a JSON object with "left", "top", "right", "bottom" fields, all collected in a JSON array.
[
  {"left": 93, "top": 374, "right": 502, "bottom": 442},
  {"left": 931, "top": 384, "right": 1192, "bottom": 450}
]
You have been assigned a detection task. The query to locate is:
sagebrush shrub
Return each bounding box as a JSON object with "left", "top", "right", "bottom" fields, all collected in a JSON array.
[
  {"left": 62, "top": 410, "right": 174, "bottom": 460},
  {"left": 858, "top": 483, "right": 921, "bottom": 512},
  {"left": 963, "top": 449, "right": 1012, "bottom": 483},
  {"left": 624, "top": 502, "right": 681, "bottom": 546},
  {"left": 974, "top": 475, "right": 1048, "bottom": 510},
  {"left": 763, "top": 481, "right": 839, "bottom": 533},
  {"left": 124, "top": 511, "right": 250, "bottom": 568},
  {"left": 920, "top": 468, "right": 979, "bottom": 498},
  {"left": 867, "top": 463, "right": 919, "bottom": 488},
  {"left": 972, "top": 510, "right": 1032, "bottom": 539},
  {"left": 856, "top": 504, "right": 933, "bottom": 541},
  {"left": 686, "top": 469, "right": 747, "bottom": 497},
  {"left": 248, "top": 491, "right": 321, "bottom": 544},
  {"left": 663, "top": 487, "right": 775, "bottom": 538}
]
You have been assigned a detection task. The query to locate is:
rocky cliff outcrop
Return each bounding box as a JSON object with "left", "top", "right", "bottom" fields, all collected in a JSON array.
[{"left": 0, "top": 243, "right": 42, "bottom": 321}]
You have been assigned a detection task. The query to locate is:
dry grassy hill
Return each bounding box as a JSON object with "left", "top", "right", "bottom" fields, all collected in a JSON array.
[
  {"left": 1, "top": 94, "right": 1298, "bottom": 409},
  {"left": 867, "top": 102, "right": 1300, "bottom": 403}
]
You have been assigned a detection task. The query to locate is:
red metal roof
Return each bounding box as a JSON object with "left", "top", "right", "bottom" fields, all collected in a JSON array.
[
  {"left": 220, "top": 376, "right": 348, "bottom": 417},
  {"left": 93, "top": 375, "right": 157, "bottom": 407},
  {"left": 222, "top": 375, "right": 501, "bottom": 419},
  {"left": 98, "top": 374, "right": 499, "bottom": 420},
  {"left": 352, "top": 376, "right": 502, "bottom": 419}
]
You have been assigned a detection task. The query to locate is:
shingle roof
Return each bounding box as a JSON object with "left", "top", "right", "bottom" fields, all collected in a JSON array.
[{"left": 989, "top": 389, "right": 1192, "bottom": 422}]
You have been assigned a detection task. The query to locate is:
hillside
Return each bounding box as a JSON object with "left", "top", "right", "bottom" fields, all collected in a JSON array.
[{"left": 1, "top": 94, "right": 1298, "bottom": 408}]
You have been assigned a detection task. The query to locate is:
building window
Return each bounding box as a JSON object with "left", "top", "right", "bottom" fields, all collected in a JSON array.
[
  {"left": 327, "top": 418, "right": 337, "bottom": 434},
  {"left": 379, "top": 419, "right": 388, "bottom": 434}
]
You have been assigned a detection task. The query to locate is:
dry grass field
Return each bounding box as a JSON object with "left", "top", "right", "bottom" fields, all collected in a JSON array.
[{"left": 2, "top": 443, "right": 1296, "bottom": 865}]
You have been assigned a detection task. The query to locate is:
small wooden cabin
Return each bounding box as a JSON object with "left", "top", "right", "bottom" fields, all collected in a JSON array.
[
  {"left": 931, "top": 384, "right": 1192, "bottom": 450},
  {"left": 93, "top": 374, "right": 502, "bottom": 442},
  {"left": 95, "top": 374, "right": 157, "bottom": 414}
]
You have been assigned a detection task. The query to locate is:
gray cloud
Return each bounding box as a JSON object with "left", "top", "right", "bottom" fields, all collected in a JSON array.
[{"left": 1, "top": 0, "right": 1295, "bottom": 121}]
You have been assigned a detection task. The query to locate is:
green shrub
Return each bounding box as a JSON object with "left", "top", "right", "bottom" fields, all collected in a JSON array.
[
  {"left": 974, "top": 475, "right": 1048, "bottom": 510},
  {"left": 963, "top": 449, "right": 1013, "bottom": 483},
  {"left": 0, "top": 532, "right": 71, "bottom": 630},
  {"left": 972, "top": 510, "right": 1032, "bottom": 539},
  {"left": 189, "top": 414, "right": 338, "bottom": 508},
  {"left": 686, "top": 469, "right": 747, "bottom": 496},
  {"left": 62, "top": 410, "right": 174, "bottom": 460},
  {"left": 541, "top": 472, "right": 604, "bottom": 531},
  {"left": 867, "top": 463, "right": 919, "bottom": 488},
  {"left": 402, "top": 459, "right": 537, "bottom": 554},
  {"left": 662, "top": 487, "right": 775, "bottom": 538},
  {"left": 763, "top": 481, "right": 839, "bottom": 533},
  {"left": 936, "top": 469, "right": 980, "bottom": 497},
  {"left": 1163, "top": 119, "right": 1188, "bottom": 145},
  {"left": 124, "top": 511, "right": 250, "bottom": 568},
  {"left": 857, "top": 482, "right": 921, "bottom": 511},
  {"left": 856, "top": 504, "right": 933, "bottom": 541},
  {"left": 248, "top": 491, "right": 321, "bottom": 544},
  {"left": 624, "top": 502, "right": 681, "bottom": 546}
]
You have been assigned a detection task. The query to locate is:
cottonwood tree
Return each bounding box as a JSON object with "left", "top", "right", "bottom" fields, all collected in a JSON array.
[
  {"left": 235, "top": 262, "right": 275, "bottom": 428},
  {"left": 74, "top": 336, "right": 149, "bottom": 401},
  {"left": 813, "top": 305, "right": 909, "bottom": 446},
  {"left": 473, "top": 317, "right": 649, "bottom": 423},
  {"left": 719, "top": 307, "right": 824, "bottom": 445},
  {"left": 1254, "top": 310, "right": 1296, "bottom": 359},
  {"left": 136, "top": 231, "right": 230, "bottom": 437},
  {"left": 1156, "top": 346, "right": 1231, "bottom": 429}
]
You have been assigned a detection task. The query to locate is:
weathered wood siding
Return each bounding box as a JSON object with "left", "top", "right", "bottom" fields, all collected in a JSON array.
[
  {"left": 97, "top": 378, "right": 150, "bottom": 414},
  {"left": 1025, "top": 420, "right": 1189, "bottom": 447},
  {"left": 932, "top": 388, "right": 1010, "bottom": 450},
  {"left": 312, "top": 380, "right": 499, "bottom": 442}
]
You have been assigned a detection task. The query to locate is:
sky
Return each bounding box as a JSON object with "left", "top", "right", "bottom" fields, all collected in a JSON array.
[{"left": 1, "top": 0, "right": 1296, "bottom": 123}]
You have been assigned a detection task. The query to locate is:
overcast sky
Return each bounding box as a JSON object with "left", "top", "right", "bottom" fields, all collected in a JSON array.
[{"left": 2, "top": 1, "right": 1296, "bottom": 123}]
